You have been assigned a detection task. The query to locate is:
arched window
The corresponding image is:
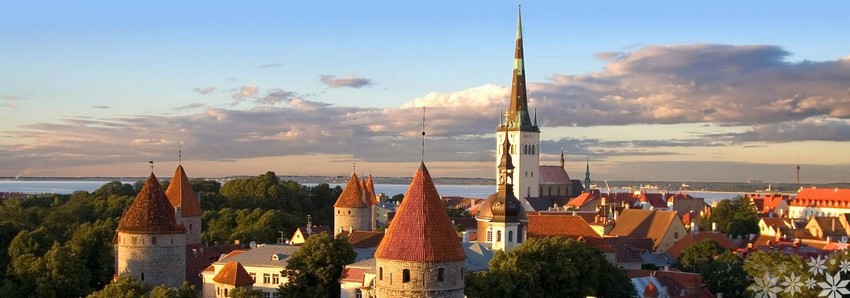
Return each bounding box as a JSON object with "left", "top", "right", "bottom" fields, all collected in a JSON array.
[
  {"left": 508, "top": 230, "right": 514, "bottom": 242},
  {"left": 438, "top": 268, "right": 445, "bottom": 282},
  {"left": 496, "top": 230, "right": 502, "bottom": 242},
  {"left": 379, "top": 267, "right": 383, "bottom": 280},
  {"left": 486, "top": 228, "right": 493, "bottom": 242},
  {"left": 224, "top": 288, "right": 228, "bottom": 297},
  {"left": 403, "top": 269, "right": 411, "bottom": 283}
]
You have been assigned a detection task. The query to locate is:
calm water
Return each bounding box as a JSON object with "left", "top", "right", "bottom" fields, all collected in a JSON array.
[{"left": 1, "top": 180, "right": 742, "bottom": 202}]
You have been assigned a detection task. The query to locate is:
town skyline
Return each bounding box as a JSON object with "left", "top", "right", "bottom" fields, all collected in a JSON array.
[{"left": 2, "top": 1, "right": 850, "bottom": 183}]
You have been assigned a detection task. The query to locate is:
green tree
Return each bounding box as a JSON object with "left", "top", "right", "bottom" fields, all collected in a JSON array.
[
  {"left": 148, "top": 286, "right": 177, "bottom": 298},
  {"left": 86, "top": 275, "right": 149, "bottom": 298},
  {"left": 229, "top": 287, "right": 263, "bottom": 298},
  {"left": 676, "top": 239, "right": 749, "bottom": 297},
  {"left": 465, "top": 237, "right": 637, "bottom": 298},
  {"left": 709, "top": 196, "right": 759, "bottom": 236},
  {"left": 279, "top": 232, "right": 356, "bottom": 298},
  {"left": 743, "top": 250, "right": 815, "bottom": 298},
  {"left": 676, "top": 239, "right": 727, "bottom": 272}
]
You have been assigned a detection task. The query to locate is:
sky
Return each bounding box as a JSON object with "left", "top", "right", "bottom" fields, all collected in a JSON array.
[{"left": 1, "top": 1, "right": 850, "bottom": 183}]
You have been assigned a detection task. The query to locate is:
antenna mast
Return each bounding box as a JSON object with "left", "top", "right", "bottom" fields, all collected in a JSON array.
[{"left": 421, "top": 106, "right": 426, "bottom": 163}]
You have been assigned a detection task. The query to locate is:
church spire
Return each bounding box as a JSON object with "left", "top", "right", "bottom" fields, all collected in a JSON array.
[
  {"left": 584, "top": 156, "right": 591, "bottom": 193},
  {"left": 560, "top": 147, "right": 565, "bottom": 168},
  {"left": 507, "top": 4, "right": 534, "bottom": 130}
]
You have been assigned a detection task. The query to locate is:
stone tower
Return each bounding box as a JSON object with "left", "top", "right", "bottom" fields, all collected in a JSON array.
[
  {"left": 496, "top": 5, "right": 540, "bottom": 201},
  {"left": 333, "top": 172, "right": 372, "bottom": 235},
  {"left": 165, "top": 164, "right": 203, "bottom": 247},
  {"left": 477, "top": 132, "right": 523, "bottom": 251},
  {"left": 374, "top": 163, "right": 467, "bottom": 298},
  {"left": 366, "top": 174, "right": 378, "bottom": 230},
  {"left": 115, "top": 173, "right": 187, "bottom": 288}
]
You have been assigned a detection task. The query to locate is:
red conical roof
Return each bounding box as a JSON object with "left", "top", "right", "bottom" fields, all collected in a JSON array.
[
  {"left": 165, "top": 165, "right": 203, "bottom": 217},
  {"left": 334, "top": 173, "right": 368, "bottom": 208},
  {"left": 375, "top": 163, "right": 466, "bottom": 262},
  {"left": 366, "top": 175, "right": 378, "bottom": 205},
  {"left": 118, "top": 173, "right": 185, "bottom": 234},
  {"left": 213, "top": 261, "right": 254, "bottom": 286}
]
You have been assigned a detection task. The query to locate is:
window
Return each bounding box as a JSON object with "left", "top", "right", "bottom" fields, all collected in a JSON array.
[
  {"left": 402, "top": 269, "right": 410, "bottom": 283},
  {"left": 379, "top": 267, "right": 383, "bottom": 280},
  {"left": 250, "top": 273, "right": 256, "bottom": 282},
  {"left": 151, "top": 236, "right": 157, "bottom": 245},
  {"left": 189, "top": 224, "right": 193, "bottom": 231},
  {"left": 674, "top": 232, "right": 679, "bottom": 239},
  {"left": 497, "top": 230, "right": 502, "bottom": 242},
  {"left": 263, "top": 292, "right": 270, "bottom": 298},
  {"left": 171, "top": 238, "right": 174, "bottom": 244},
  {"left": 355, "top": 289, "right": 363, "bottom": 298},
  {"left": 486, "top": 229, "right": 493, "bottom": 242},
  {"left": 217, "top": 287, "right": 220, "bottom": 295},
  {"left": 224, "top": 288, "right": 228, "bottom": 297},
  {"left": 438, "top": 268, "right": 445, "bottom": 282},
  {"left": 390, "top": 273, "right": 393, "bottom": 285},
  {"left": 348, "top": 210, "right": 351, "bottom": 215},
  {"left": 272, "top": 273, "right": 280, "bottom": 284},
  {"left": 263, "top": 273, "right": 271, "bottom": 284},
  {"left": 141, "top": 272, "right": 145, "bottom": 281},
  {"left": 508, "top": 230, "right": 513, "bottom": 242},
  {"left": 132, "top": 236, "right": 137, "bottom": 244},
  {"left": 272, "top": 293, "right": 279, "bottom": 298}
]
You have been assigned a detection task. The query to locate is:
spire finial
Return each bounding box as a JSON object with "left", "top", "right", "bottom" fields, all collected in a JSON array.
[
  {"left": 534, "top": 108, "right": 538, "bottom": 126},
  {"left": 178, "top": 144, "right": 182, "bottom": 165},
  {"left": 149, "top": 160, "right": 154, "bottom": 173},
  {"left": 353, "top": 162, "right": 356, "bottom": 173},
  {"left": 560, "top": 146, "right": 565, "bottom": 168},
  {"left": 421, "top": 106, "right": 426, "bottom": 163}
]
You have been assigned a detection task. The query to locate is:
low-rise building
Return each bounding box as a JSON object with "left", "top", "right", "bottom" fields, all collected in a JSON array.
[
  {"left": 789, "top": 187, "right": 850, "bottom": 218},
  {"left": 609, "top": 209, "right": 688, "bottom": 253}
]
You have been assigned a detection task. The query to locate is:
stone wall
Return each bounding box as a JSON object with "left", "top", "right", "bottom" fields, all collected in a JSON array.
[
  {"left": 374, "top": 259, "right": 465, "bottom": 298},
  {"left": 181, "top": 216, "right": 203, "bottom": 246},
  {"left": 116, "top": 231, "right": 187, "bottom": 288},
  {"left": 334, "top": 207, "right": 372, "bottom": 234}
]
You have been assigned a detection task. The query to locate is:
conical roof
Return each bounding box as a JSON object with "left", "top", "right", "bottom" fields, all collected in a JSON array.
[
  {"left": 118, "top": 173, "right": 185, "bottom": 234},
  {"left": 333, "top": 173, "right": 368, "bottom": 208},
  {"left": 165, "top": 165, "right": 203, "bottom": 217},
  {"left": 375, "top": 163, "right": 466, "bottom": 262},
  {"left": 213, "top": 261, "right": 254, "bottom": 286},
  {"left": 366, "top": 175, "right": 378, "bottom": 204}
]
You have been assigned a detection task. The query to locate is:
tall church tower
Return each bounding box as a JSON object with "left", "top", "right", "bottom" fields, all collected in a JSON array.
[
  {"left": 165, "top": 164, "right": 203, "bottom": 247},
  {"left": 497, "top": 5, "right": 540, "bottom": 201},
  {"left": 374, "top": 163, "right": 466, "bottom": 298},
  {"left": 115, "top": 173, "right": 187, "bottom": 288}
]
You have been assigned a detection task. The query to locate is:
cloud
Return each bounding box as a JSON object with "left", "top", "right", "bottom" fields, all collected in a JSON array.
[
  {"left": 231, "top": 84, "right": 259, "bottom": 106},
  {"left": 193, "top": 87, "right": 216, "bottom": 95},
  {"left": 175, "top": 103, "right": 205, "bottom": 111},
  {"left": 259, "top": 64, "right": 282, "bottom": 68},
  {"left": 710, "top": 117, "right": 850, "bottom": 143},
  {"left": 2, "top": 103, "right": 18, "bottom": 109},
  {"left": 91, "top": 105, "right": 110, "bottom": 109},
  {"left": 319, "top": 75, "right": 374, "bottom": 88}
]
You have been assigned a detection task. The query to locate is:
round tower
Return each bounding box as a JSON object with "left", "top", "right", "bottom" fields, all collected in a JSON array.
[
  {"left": 374, "top": 163, "right": 466, "bottom": 298},
  {"left": 165, "top": 164, "right": 203, "bottom": 247},
  {"left": 116, "top": 173, "right": 187, "bottom": 288},
  {"left": 334, "top": 173, "right": 372, "bottom": 235}
]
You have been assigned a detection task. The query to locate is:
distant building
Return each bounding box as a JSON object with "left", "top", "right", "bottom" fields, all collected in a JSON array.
[
  {"left": 289, "top": 223, "right": 331, "bottom": 245},
  {"left": 789, "top": 187, "right": 850, "bottom": 218},
  {"left": 746, "top": 193, "right": 790, "bottom": 217},
  {"left": 608, "top": 209, "right": 687, "bottom": 253},
  {"left": 333, "top": 173, "right": 375, "bottom": 235},
  {"left": 526, "top": 212, "right": 616, "bottom": 264}
]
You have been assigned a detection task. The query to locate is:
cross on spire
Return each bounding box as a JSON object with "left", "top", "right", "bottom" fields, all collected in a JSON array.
[{"left": 149, "top": 160, "right": 154, "bottom": 173}]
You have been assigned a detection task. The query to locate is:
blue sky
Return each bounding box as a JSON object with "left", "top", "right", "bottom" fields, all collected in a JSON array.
[{"left": 2, "top": 1, "right": 850, "bottom": 183}]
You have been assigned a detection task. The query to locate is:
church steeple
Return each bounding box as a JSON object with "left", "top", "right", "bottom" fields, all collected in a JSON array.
[
  {"left": 560, "top": 147, "right": 565, "bottom": 168},
  {"left": 584, "top": 157, "right": 591, "bottom": 193},
  {"left": 507, "top": 5, "right": 535, "bottom": 130}
]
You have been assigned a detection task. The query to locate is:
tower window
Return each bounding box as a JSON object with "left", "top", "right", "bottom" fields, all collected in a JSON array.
[
  {"left": 509, "top": 231, "right": 514, "bottom": 242},
  {"left": 189, "top": 224, "right": 193, "bottom": 231},
  {"left": 379, "top": 267, "right": 383, "bottom": 280},
  {"left": 486, "top": 229, "right": 493, "bottom": 242},
  {"left": 402, "top": 269, "right": 410, "bottom": 283},
  {"left": 497, "top": 230, "right": 502, "bottom": 242},
  {"left": 141, "top": 272, "right": 145, "bottom": 281},
  {"left": 151, "top": 236, "right": 157, "bottom": 245},
  {"left": 438, "top": 268, "right": 445, "bottom": 282}
]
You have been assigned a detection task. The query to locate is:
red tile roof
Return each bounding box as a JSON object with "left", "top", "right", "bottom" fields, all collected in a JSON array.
[
  {"left": 366, "top": 175, "right": 378, "bottom": 205},
  {"left": 334, "top": 173, "right": 368, "bottom": 208},
  {"left": 609, "top": 209, "right": 680, "bottom": 249},
  {"left": 527, "top": 213, "right": 614, "bottom": 252},
  {"left": 792, "top": 187, "right": 850, "bottom": 207},
  {"left": 375, "top": 163, "right": 466, "bottom": 262},
  {"left": 567, "top": 192, "right": 597, "bottom": 208},
  {"left": 347, "top": 230, "right": 384, "bottom": 248},
  {"left": 117, "top": 173, "right": 185, "bottom": 234},
  {"left": 746, "top": 193, "right": 789, "bottom": 214},
  {"left": 360, "top": 178, "right": 373, "bottom": 206},
  {"left": 212, "top": 261, "right": 254, "bottom": 286},
  {"left": 628, "top": 270, "right": 714, "bottom": 298},
  {"left": 538, "top": 165, "right": 571, "bottom": 185},
  {"left": 340, "top": 267, "right": 369, "bottom": 283},
  {"left": 165, "top": 165, "right": 203, "bottom": 217},
  {"left": 636, "top": 192, "right": 669, "bottom": 208},
  {"left": 665, "top": 232, "right": 737, "bottom": 260}
]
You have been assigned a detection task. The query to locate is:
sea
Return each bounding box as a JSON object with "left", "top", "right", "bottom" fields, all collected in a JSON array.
[{"left": 0, "top": 180, "right": 743, "bottom": 203}]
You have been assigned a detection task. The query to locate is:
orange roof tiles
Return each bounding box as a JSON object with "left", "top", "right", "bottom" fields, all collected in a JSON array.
[
  {"left": 347, "top": 230, "right": 384, "bottom": 248},
  {"left": 567, "top": 192, "right": 597, "bottom": 208},
  {"left": 334, "top": 173, "right": 368, "bottom": 208},
  {"left": 165, "top": 165, "right": 203, "bottom": 217},
  {"left": 212, "top": 261, "right": 254, "bottom": 286},
  {"left": 340, "top": 267, "right": 368, "bottom": 283},
  {"left": 375, "top": 163, "right": 466, "bottom": 262},
  {"left": 791, "top": 187, "right": 850, "bottom": 207},
  {"left": 527, "top": 213, "right": 614, "bottom": 252},
  {"left": 609, "top": 209, "right": 680, "bottom": 249},
  {"left": 117, "top": 173, "right": 185, "bottom": 234},
  {"left": 366, "top": 175, "right": 378, "bottom": 204}
]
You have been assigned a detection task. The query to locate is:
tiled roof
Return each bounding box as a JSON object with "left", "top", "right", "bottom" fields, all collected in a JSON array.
[
  {"left": 360, "top": 178, "right": 373, "bottom": 206},
  {"left": 340, "top": 267, "right": 369, "bottom": 283},
  {"left": 665, "top": 232, "right": 737, "bottom": 260},
  {"left": 538, "top": 165, "right": 571, "bottom": 185},
  {"left": 451, "top": 217, "right": 478, "bottom": 231},
  {"left": 117, "top": 173, "right": 185, "bottom": 234},
  {"left": 527, "top": 213, "right": 614, "bottom": 252},
  {"left": 347, "top": 230, "right": 384, "bottom": 248},
  {"left": 635, "top": 192, "right": 669, "bottom": 208},
  {"left": 374, "top": 163, "right": 466, "bottom": 262},
  {"left": 221, "top": 244, "right": 300, "bottom": 267},
  {"left": 334, "top": 173, "right": 368, "bottom": 208},
  {"left": 629, "top": 270, "right": 713, "bottom": 298},
  {"left": 165, "top": 165, "right": 203, "bottom": 217},
  {"left": 186, "top": 244, "right": 242, "bottom": 289},
  {"left": 605, "top": 236, "right": 654, "bottom": 263},
  {"left": 366, "top": 175, "right": 378, "bottom": 205},
  {"left": 567, "top": 192, "right": 597, "bottom": 208},
  {"left": 464, "top": 242, "right": 494, "bottom": 272},
  {"left": 212, "top": 261, "right": 254, "bottom": 286},
  {"left": 792, "top": 187, "right": 850, "bottom": 207},
  {"left": 525, "top": 196, "right": 571, "bottom": 211},
  {"left": 609, "top": 209, "right": 680, "bottom": 249}
]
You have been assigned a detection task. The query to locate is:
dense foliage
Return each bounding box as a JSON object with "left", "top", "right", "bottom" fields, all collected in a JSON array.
[
  {"left": 676, "top": 239, "right": 750, "bottom": 297},
  {"left": 465, "top": 237, "right": 637, "bottom": 298},
  {"left": 279, "top": 232, "right": 356, "bottom": 298},
  {"left": 0, "top": 173, "right": 341, "bottom": 296},
  {"left": 708, "top": 196, "right": 759, "bottom": 236}
]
